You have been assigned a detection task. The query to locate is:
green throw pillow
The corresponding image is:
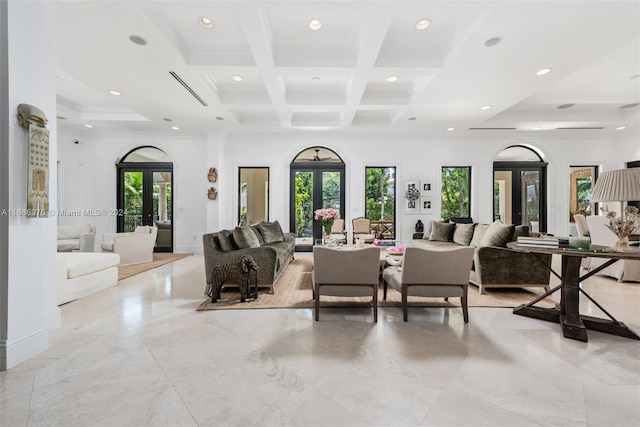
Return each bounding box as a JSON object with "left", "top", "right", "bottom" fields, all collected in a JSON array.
[
  {"left": 453, "top": 223, "right": 476, "bottom": 246},
  {"left": 217, "top": 229, "right": 238, "bottom": 252},
  {"left": 479, "top": 221, "right": 515, "bottom": 247},
  {"left": 429, "top": 221, "right": 456, "bottom": 242},
  {"left": 257, "top": 220, "right": 284, "bottom": 244},
  {"left": 233, "top": 225, "right": 261, "bottom": 249}
]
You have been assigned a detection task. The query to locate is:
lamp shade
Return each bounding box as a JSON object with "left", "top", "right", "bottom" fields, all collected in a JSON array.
[{"left": 591, "top": 168, "right": 640, "bottom": 202}]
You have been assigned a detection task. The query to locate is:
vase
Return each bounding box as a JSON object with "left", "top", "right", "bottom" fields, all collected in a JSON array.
[{"left": 614, "top": 235, "right": 631, "bottom": 252}]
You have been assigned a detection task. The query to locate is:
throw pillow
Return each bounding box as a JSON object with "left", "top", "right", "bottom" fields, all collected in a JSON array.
[
  {"left": 479, "top": 221, "right": 515, "bottom": 247},
  {"left": 512, "top": 225, "right": 530, "bottom": 241},
  {"left": 469, "top": 224, "right": 490, "bottom": 247},
  {"left": 422, "top": 219, "right": 447, "bottom": 240},
  {"left": 233, "top": 225, "right": 261, "bottom": 249},
  {"left": 250, "top": 225, "right": 265, "bottom": 245},
  {"left": 429, "top": 221, "right": 456, "bottom": 242},
  {"left": 453, "top": 223, "right": 476, "bottom": 246},
  {"left": 257, "top": 220, "right": 285, "bottom": 244},
  {"left": 217, "top": 229, "right": 238, "bottom": 252}
]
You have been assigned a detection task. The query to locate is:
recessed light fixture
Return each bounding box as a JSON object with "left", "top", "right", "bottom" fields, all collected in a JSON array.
[
  {"left": 480, "top": 105, "right": 492, "bottom": 110},
  {"left": 215, "top": 116, "right": 224, "bottom": 121},
  {"left": 386, "top": 75, "right": 398, "bottom": 83},
  {"left": 484, "top": 37, "right": 502, "bottom": 47},
  {"left": 199, "top": 17, "right": 214, "bottom": 28},
  {"left": 109, "top": 90, "right": 122, "bottom": 96},
  {"left": 129, "top": 35, "right": 147, "bottom": 46},
  {"left": 447, "top": 127, "right": 455, "bottom": 131},
  {"left": 232, "top": 75, "right": 243, "bottom": 82},
  {"left": 308, "top": 19, "right": 322, "bottom": 30},
  {"left": 171, "top": 126, "right": 180, "bottom": 130},
  {"left": 629, "top": 74, "right": 639, "bottom": 80},
  {"left": 163, "top": 118, "right": 172, "bottom": 122},
  {"left": 557, "top": 103, "right": 575, "bottom": 109},
  {"left": 532, "top": 126, "right": 542, "bottom": 130},
  {"left": 84, "top": 124, "right": 94, "bottom": 128},
  {"left": 311, "top": 76, "right": 320, "bottom": 82},
  {"left": 56, "top": 116, "right": 67, "bottom": 120},
  {"left": 616, "top": 126, "right": 627, "bottom": 130},
  {"left": 408, "top": 117, "right": 417, "bottom": 121},
  {"left": 536, "top": 68, "right": 552, "bottom": 76},
  {"left": 415, "top": 18, "right": 431, "bottom": 30},
  {"left": 620, "top": 103, "right": 639, "bottom": 109}
]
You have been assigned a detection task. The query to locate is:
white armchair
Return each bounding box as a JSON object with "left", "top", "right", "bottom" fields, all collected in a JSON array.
[
  {"left": 101, "top": 226, "right": 157, "bottom": 266},
  {"left": 57, "top": 224, "right": 95, "bottom": 252}
]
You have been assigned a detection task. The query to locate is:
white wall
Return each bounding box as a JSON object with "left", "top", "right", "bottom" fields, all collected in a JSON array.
[
  {"left": 617, "top": 133, "right": 640, "bottom": 165},
  {"left": 1, "top": 0, "right": 59, "bottom": 370}
]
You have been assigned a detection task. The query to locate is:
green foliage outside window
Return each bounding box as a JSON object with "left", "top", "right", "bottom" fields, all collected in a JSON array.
[
  {"left": 441, "top": 166, "right": 471, "bottom": 219},
  {"left": 365, "top": 167, "right": 395, "bottom": 221},
  {"left": 294, "top": 172, "right": 313, "bottom": 236}
]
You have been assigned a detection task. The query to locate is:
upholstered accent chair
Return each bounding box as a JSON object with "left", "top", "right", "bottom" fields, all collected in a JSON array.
[
  {"left": 57, "top": 224, "right": 96, "bottom": 252},
  {"left": 382, "top": 246, "right": 475, "bottom": 322},
  {"left": 329, "top": 218, "right": 347, "bottom": 243},
  {"left": 101, "top": 225, "right": 158, "bottom": 266},
  {"left": 352, "top": 217, "right": 375, "bottom": 243},
  {"left": 574, "top": 214, "right": 590, "bottom": 237},
  {"left": 586, "top": 215, "right": 640, "bottom": 282},
  {"left": 312, "top": 246, "right": 381, "bottom": 322}
]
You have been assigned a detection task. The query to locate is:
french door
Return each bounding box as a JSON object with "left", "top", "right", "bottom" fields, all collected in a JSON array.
[
  {"left": 290, "top": 165, "right": 345, "bottom": 251},
  {"left": 117, "top": 163, "right": 173, "bottom": 252},
  {"left": 494, "top": 163, "right": 547, "bottom": 232}
]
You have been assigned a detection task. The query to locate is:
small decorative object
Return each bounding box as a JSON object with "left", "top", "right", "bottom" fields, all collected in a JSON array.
[
  {"left": 415, "top": 219, "right": 424, "bottom": 232},
  {"left": 601, "top": 206, "right": 639, "bottom": 252},
  {"left": 207, "top": 187, "right": 218, "bottom": 200},
  {"left": 207, "top": 167, "right": 218, "bottom": 183},
  {"left": 17, "top": 103, "right": 48, "bottom": 129},
  {"left": 19, "top": 104, "right": 50, "bottom": 218},
  {"left": 404, "top": 181, "right": 420, "bottom": 214},
  {"left": 314, "top": 208, "right": 340, "bottom": 243}
]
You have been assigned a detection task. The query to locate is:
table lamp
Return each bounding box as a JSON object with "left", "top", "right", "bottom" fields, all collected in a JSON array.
[{"left": 591, "top": 168, "right": 640, "bottom": 251}]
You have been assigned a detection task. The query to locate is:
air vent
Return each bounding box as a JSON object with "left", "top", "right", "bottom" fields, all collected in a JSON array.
[
  {"left": 556, "top": 127, "right": 604, "bottom": 130},
  {"left": 468, "top": 127, "right": 516, "bottom": 130},
  {"left": 169, "top": 71, "right": 208, "bottom": 106}
]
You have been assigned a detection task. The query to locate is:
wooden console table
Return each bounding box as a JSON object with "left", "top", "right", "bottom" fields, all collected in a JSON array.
[{"left": 506, "top": 242, "right": 640, "bottom": 342}]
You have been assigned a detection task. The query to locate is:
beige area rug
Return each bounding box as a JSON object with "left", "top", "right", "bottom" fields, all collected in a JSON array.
[
  {"left": 197, "top": 257, "right": 556, "bottom": 311},
  {"left": 118, "top": 253, "right": 191, "bottom": 281}
]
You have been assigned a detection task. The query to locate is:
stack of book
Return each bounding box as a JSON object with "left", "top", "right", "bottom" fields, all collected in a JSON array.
[{"left": 516, "top": 236, "right": 561, "bottom": 248}]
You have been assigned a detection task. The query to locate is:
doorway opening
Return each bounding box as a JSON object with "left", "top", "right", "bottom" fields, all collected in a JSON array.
[{"left": 117, "top": 146, "right": 173, "bottom": 252}]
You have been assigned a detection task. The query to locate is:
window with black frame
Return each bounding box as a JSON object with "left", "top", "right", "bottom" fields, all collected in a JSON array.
[
  {"left": 441, "top": 166, "right": 471, "bottom": 221},
  {"left": 364, "top": 167, "right": 396, "bottom": 239}
]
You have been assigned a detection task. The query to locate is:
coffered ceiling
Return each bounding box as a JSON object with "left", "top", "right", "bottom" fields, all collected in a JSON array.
[{"left": 55, "top": 0, "right": 640, "bottom": 138}]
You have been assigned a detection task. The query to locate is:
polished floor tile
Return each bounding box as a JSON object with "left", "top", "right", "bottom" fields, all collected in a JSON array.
[{"left": 1, "top": 254, "right": 639, "bottom": 426}]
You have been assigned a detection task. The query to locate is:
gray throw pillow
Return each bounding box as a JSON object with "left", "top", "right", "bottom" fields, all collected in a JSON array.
[
  {"left": 422, "top": 219, "right": 446, "bottom": 240},
  {"left": 479, "top": 221, "right": 515, "bottom": 247},
  {"left": 512, "top": 225, "right": 530, "bottom": 241},
  {"left": 453, "top": 223, "right": 476, "bottom": 246},
  {"left": 250, "top": 225, "right": 265, "bottom": 245},
  {"left": 233, "top": 225, "right": 261, "bottom": 249},
  {"left": 217, "top": 229, "right": 238, "bottom": 252},
  {"left": 257, "top": 220, "right": 284, "bottom": 244},
  {"left": 429, "top": 221, "right": 456, "bottom": 242},
  {"left": 469, "top": 224, "right": 490, "bottom": 247}
]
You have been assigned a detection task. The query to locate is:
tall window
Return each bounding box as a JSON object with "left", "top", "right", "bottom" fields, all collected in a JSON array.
[
  {"left": 441, "top": 166, "right": 471, "bottom": 220},
  {"left": 365, "top": 167, "right": 396, "bottom": 239}
]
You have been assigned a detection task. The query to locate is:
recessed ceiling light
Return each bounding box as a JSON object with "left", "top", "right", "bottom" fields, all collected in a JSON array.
[
  {"left": 480, "top": 105, "right": 492, "bottom": 110},
  {"left": 620, "top": 103, "right": 639, "bottom": 109},
  {"left": 536, "top": 68, "right": 552, "bottom": 76},
  {"left": 163, "top": 118, "right": 172, "bottom": 122},
  {"left": 629, "top": 74, "right": 639, "bottom": 80},
  {"left": 215, "top": 116, "right": 224, "bottom": 121},
  {"left": 109, "top": 90, "right": 122, "bottom": 96},
  {"left": 308, "top": 19, "right": 322, "bottom": 30},
  {"left": 199, "top": 17, "right": 214, "bottom": 29},
  {"left": 84, "top": 124, "right": 93, "bottom": 128},
  {"left": 386, "top": 76, "right": 398, "bottom": 83},
  {"left": 408, "top": 117, "right": 417, "bottom": 121},
  {"left": 57, "top": 116, "right": 67, "bottom": 120},
  {"left": 484, "top": 37, "right": 502, "bottom": 47},
  {"left": 532, "top": 126, "right": 542, "bottom": 130},
  {"left": 415, "top": 19, "right": 431, "bottom": 30},
  {"left": 232, "top": 75, "right": 243, "bottom": 82},
  {"left": 311, "top": 76, "right": 320, "bottom": 82},
  {"left": 129, "top": 35, "right": 147, "bottom": 46},
  {"left": 447, "top": 127, "right": 455, "bottom": 131},
  {"left": 171, "top": 126, "right": 179, "bottom": 130},
  {"left": 557, "top": 103, "right": 575, "bottom": 109},
  {"left": 616, "top": 126, "right": 627, "bottom": 130}
]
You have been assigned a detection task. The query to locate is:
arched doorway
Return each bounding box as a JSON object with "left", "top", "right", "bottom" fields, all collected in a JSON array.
[
  {"left": 290, "top": 147, "right": 345, "bottom": 251},
  {"left": 493, "top": 145, "right": 547, "bottom": 232},
  {"left": 117, "top": 146, "right": 174, "bottom": 252}
]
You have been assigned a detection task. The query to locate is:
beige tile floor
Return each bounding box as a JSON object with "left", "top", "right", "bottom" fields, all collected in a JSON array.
[{"left": 1, "top": 253, "right": 639, "bottom": 426}]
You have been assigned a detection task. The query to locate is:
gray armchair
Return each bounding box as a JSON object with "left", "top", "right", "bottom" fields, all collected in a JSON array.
[
  {"left": 382, "top": 246, "right": 475, "bottom": 322},
  {"left": 312, "top": 246, "right": 381, "bottom": 322}
]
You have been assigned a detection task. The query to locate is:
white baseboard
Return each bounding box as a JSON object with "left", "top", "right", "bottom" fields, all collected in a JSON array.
[
  {"left": 43, "top": 306, "right": 61, "bottom": 331},
  {"left": 0, "top": 326, "right": 49, "bottom": 371},
  {"left": 175, "top": 245, "right": 202, "bottom": 255}
]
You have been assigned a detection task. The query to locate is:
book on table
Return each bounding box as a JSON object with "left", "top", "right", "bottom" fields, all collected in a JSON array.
[{"left": 516, "top": 236, "right": 560, "bottom": 248}]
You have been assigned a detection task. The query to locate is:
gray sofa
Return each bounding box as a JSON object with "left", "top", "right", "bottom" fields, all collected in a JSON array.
[
  {"left": 202, "top": 221, "right": 295, "bottom": 294},
  {"left": 413, "top": 220, "right": 552, "bottom": 295}
]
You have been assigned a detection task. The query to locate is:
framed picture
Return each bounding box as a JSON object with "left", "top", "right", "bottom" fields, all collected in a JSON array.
[
  {"left": 420, "top": 196, "right": 434, "bottom": 214},
  {"left": 404, "top": 181, "right": 420, "bottom": 214},
  {"left": 405, "top": 198, "right": 419, "bottom": 214},
  {"left": 420, "top": 180, "right": 435, "bottom": 196}
]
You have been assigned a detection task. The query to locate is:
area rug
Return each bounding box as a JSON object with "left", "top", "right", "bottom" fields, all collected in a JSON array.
[
  {"left": 118, "top": 253, "right": 191, "bottom": 281},
  {"left": 197, "top": 257, "right": 556, "bottom": 311}
]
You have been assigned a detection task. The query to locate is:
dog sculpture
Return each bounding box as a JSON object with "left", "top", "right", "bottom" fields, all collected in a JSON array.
[{"left": 206, "top": 256, "right": 260, "bottom": 303}]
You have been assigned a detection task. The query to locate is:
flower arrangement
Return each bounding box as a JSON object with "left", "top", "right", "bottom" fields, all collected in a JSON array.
[
  {"left": 314, "top": 208, "right": 340, "bottom": 236},
  {"left": 602, "top": 205, "right": 639, "bottom": 251}
]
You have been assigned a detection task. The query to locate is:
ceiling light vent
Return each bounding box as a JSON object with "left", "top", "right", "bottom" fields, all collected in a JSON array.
[
  {"left": 129, "top": 35, "right": 147, "bottom": 46},
  {"left": 620, "top": 103, "right": 639, "bottom": 109},
  {"left": 557, "top": 103, "right": 575, "bottom": 109},
  {"left": 556, "top": 127, "right": 604, "bottom": 130},
  {"left": 169, "top": 71, "right": 208, "bottom": 106},
  {"left": 468, "top": 127, "right": 516, "bottom": 130},
  {"left": 484, "top": 37, "right": 502, "bottom": 47}
]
